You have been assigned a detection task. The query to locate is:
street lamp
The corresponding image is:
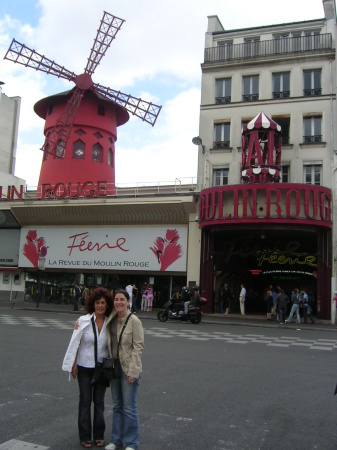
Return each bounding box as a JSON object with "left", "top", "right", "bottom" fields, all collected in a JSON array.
[{"left": 36, "top": 256, "right": 45, "bottom": 308}]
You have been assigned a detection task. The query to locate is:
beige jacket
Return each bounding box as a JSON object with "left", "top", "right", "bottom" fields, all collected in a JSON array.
[{"left": 106, "top": 311, "right": 144, "bottom": 379}]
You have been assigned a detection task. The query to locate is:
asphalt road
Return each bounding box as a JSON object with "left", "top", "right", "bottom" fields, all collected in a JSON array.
[{"left": 1, "top": 309, "right": 337, "bottom": 450}]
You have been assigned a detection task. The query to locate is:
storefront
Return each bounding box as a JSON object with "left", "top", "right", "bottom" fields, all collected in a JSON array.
[{"left": 199, "top": 183, "right": 332, "bottom": 319}]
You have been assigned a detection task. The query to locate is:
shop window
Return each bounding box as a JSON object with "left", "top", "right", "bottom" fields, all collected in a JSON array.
[
  {"left": 304, "top": 164, "right": 322, "bottom": 185},
  {"left": 73, "top": 140, "right": 85, "bottom": 159},
  {"left": 272, "top": 72, "right": 290, "bottom": 99},
  {"left": 304, "top": 69, "right": 321, "bottom": 96},
  {"left": 303, "top": 116, "right": 322, "bottom": 143},
  {"left": 215, "top": 78, "right": 232, "bottom": 104},
  {"left": 213, "top": 168, "right": 229, "bottom": 186},
  {"left": 243, "top": 75, "right": 259, "bottom": 101},
  {"left": 214, "top": 122, "right": 230, "bottom": 149},
  {"left": 92, "top": 143, "right": 103, "bottom": 162},
  {"left": 14, "top": 273, "right": 21, "bottom": 285}
]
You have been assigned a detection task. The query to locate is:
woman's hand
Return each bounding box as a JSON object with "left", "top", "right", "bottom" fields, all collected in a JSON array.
[
  {"left": 74, "top": 319, "right": 79, "bottom": 330},
  {"left": 71, "top": 362, "right": 78, "bottom": 379},
  {"left": 127, "top": 376, "right": 136, "bottom": 384}
]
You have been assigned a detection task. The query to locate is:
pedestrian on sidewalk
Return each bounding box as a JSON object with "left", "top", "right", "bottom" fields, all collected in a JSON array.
[
  {"left": 302, "top": 288, "right": 315, "bottom": 324},
  {"left": 285, "top": 288, "right": 301, "bottom": 324},
  {"left": 276, "top": 288, "right": 289, "bottom": 324},
  {"left": 219, "top": 283, "right": 231, "bottom": 315},
  {"left": 239, "top": 283, "right": 246, "bottom": 315}
]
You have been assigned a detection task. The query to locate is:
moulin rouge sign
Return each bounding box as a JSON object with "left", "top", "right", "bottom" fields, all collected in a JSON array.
[
  {"left": 199, "top": 184, "right": 332, "bottom": 227},
  {"left": 0, "top": 181, "right": 115, "bottom": 200}
]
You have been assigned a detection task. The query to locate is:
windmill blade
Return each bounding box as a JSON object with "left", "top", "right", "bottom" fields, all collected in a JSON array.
[
  {"left": 42, "top": 87, "right": 84, "bottom": 158},
  {"left": 85, "top": 12, "right": 125, "bottom": 75},
  {"left": 93, "top": 83, "right": 162, "bottom": 126},
  {"left": 4, "top": 39, "right": 76, "bottom": 82}
]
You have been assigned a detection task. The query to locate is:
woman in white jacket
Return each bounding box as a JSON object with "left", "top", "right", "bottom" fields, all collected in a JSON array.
[{"left": 62, "top": 287, "right": 114, "bottom": 449}]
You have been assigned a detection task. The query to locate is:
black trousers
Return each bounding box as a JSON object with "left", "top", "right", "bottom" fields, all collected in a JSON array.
[
  {"left": 303, "top": 308, "right": 315, "bottom": 324},
  {"left": 77, "top": 365, "right": 107, "bottom": 441}
]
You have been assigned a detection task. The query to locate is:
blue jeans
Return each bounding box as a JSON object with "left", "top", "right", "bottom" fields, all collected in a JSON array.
[
  {"left": 286, "top": 303, "right": 301, "bottom": 323},
  {"left": 77, "top": 365, "right": 106, "bottom": 441},
  {"left": 110, "top": 367, "right": 140, "bottom": 450}
]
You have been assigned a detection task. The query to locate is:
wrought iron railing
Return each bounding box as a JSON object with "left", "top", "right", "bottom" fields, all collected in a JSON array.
[
  {"left": 204, "top": 33, "right": 332, "bottom": 63},
  {"left": 303, "top": 88, "right": 322, "bottom": 96},
  {"left": 242, "top": 94, "right": 259, "bottom": 102},
  {"left": 215, "top": 96, "right": 231, "bottom": 104},
  {"left": 213, "top": 140, "right": 230, "bottom": 149},
  {"left": 273, "top": 91, "right": 290, "bottom": 99},
  {"left": 303, "top": 135, "right": 322, "bottom": 144}
]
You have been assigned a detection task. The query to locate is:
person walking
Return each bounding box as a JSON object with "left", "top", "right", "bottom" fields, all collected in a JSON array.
[
  {"left": 219, "top": 283, "right": 231, "bottom": 315},
  {"left": 144, "top": 284, "right": 154, "bottom": 311},
  {"left": 62, "top": 288, "right": 114, "bottom": 449},
  {"left": 72, "top": 282, "right": 81, "bottom": 312},
  {"left": 302, "top": 288, "right": 315, "bottom": 324},
  {"left": 140, "top": 282, "right": 148, "bottom": 311},
  {"left": 285, "top": 288, "right": 301, "bottom": 324},
  {"left": 276, "top": 288, "right": 289, "bottom": 324},
  {"left": 105, "top": 289, "right": 144, "bottom": 450},
  {"left": 266, "top": 289, "right": 274, "bottom": 320},
  {"left": 239, "top": 283, "right": 246, "bottom": 315}
]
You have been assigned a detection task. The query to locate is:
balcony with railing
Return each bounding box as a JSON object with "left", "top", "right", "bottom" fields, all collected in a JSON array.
[
  {"left": 213, "top": 140, "right": 230, "bottom": 149},
  {"left": 273, "top": 91, "right": 290, "bottom": 99},
  {"left": 204, "top": 33, "right": 332, "bottom": 64},
  {"left": 242, "top": 94, "right": 259, "bottom": 102},
  {"left": 303, "top": 88, "right": 322, "bottom": 97},
  {"left": 215, "top": 96, "right": 231, "bottom": 104},
  {"left": 303, "top": 135, "right": 322, "bottom": 144}
]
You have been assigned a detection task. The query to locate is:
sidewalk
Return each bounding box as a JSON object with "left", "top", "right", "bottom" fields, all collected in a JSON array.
[{"left": 2, "top": 299, "right": 336, "bottom": 332}]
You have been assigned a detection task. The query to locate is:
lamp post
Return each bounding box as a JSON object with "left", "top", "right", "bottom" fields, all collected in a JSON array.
[{"left": 36, "top": 256, "right": 45, "bottom": 308}]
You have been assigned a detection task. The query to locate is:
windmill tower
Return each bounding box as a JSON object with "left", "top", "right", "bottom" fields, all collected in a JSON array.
[{"left": 4, "top": 12, "right": 161, "bottom": 198}]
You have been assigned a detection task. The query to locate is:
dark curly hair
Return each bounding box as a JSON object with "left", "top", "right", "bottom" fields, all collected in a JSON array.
[{"left": 86, "top": 287, "right": 114, "bottom": 316}]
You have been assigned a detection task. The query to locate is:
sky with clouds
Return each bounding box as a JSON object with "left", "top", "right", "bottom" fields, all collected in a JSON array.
[{"left": 0, "top": 0, "right": 326, "bottom": 188}]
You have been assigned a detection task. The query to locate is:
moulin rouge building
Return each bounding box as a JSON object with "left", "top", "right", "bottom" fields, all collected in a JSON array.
[{"left": 195, "top": 1, "right": 337, "bottom": 320}]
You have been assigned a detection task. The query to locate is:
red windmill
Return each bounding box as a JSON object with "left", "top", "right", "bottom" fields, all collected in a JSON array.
[{"left": 4, "top": 11, "right": 162, "bottom": 198}]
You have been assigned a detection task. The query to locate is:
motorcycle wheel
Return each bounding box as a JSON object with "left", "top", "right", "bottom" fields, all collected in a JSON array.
[
  {"left": 190, "top": 311, "right": 202, "bottom": 324},
  {"left": 157, "top": 310, "right": 169, "bottom": 322}
]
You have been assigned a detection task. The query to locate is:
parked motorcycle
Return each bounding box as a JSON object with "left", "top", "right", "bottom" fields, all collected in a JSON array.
[{"left": 157, "top": 286, "right": 207, "bottom": 324}]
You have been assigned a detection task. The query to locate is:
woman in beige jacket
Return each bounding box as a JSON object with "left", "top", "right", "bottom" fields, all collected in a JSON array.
[{"left": 105, "top": 289, "right": 144, "bottom": 450}]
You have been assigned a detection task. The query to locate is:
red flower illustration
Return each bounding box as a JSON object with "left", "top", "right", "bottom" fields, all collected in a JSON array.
[
  {"left": 23, "top": 229, "right": 48, "bottom": 268},
  {"left": 150, "top": 229, "right": 182, "bottom": 271}
]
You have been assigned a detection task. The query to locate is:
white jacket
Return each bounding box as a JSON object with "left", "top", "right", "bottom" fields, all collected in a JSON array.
[{"left": 62, "top": 314, "right": 93, "bottom": 376}]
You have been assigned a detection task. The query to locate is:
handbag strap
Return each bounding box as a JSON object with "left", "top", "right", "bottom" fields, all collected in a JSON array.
[
  {"left": 117, "top": 312, "right": 133, "bottom": 359},
  {"left": 91, "top": 316, "right": 99, "bottom": 367}
]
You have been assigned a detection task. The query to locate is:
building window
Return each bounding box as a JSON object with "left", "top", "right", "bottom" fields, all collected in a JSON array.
[
  {"left": 75, "top": 129, "right": 86, "bottom": 136},
  {"left": 216, "top": 78, "right": 231, "bottom": 104},
  {"left": 304, "top": 31, "right": 321, "bottom": 51},
  {"left": 281, "top": 164, "right": 290, "bottom": 183},
  {"left": 3, "top": 273, "right": 9, "bottom": 284},
  {"left": 272, "top": 116, "right": 290, "bottom": 145},
  {"left": 14, "top": 273, "right": 21, "bottom": 285},
  {"left": 98, "top": 105, "right": 105, "bottom": 116},
  {"left": 92, "top": 143, "right": 103, "bottom": 162},
  {"left": 304, "top": 164, "right": 322, "bottom": 185},
  {"left": 73, "top": 140, "right": 85, "bottom": 159},
  {"left": 303, "top": 116, "right": 322, "bottom": 143},
  {"left": 292, "top": 32, "right": 302, "bottom": 52},
  {"left": 244, "top": 37, "right": 260, "bottom": 57},
  {"left": 213, "top": 168, "right": 229, "bottom": 186},
  {"left": 273, "top": 34, "right": 289, "bottom": 53},
  {"left": 304, "top": 69, "right": 321, "bottom": 96},
  {"left": 108, "top": 148, "right": 114, "bottom": 167},
  {"left": 214, "top": 122, "right": 230, "bottom": 149},
  {"left": 273, "top": 72, "right": 290, "bottom": 99},
  {"left": 55, "top": 140, "right": 65, "bottom": 158},
  {"left": 243, "top": 75, "right": 259, "bottom": 101},
  {"left": 218, "top": 41, "right": 233, "bottom": 60}
]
